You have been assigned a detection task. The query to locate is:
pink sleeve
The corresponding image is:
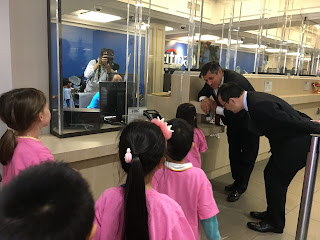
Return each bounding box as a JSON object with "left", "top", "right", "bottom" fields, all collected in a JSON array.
[
  {"left": 196, "top": 128, "right": 208, "bottom": 153},
  {"left": 197, "top": 173, "right": 219, "bottom": 220},
  {"left": 171, "top": 216, "right": 196, "bottom": 240},
  {"left": 93, "top": 196, "right": 104, "bottom": 240}
]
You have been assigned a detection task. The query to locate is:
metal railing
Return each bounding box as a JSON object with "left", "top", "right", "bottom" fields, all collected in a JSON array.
[{"left": 295, "top": 134, "right": 320, "bottom": 240}]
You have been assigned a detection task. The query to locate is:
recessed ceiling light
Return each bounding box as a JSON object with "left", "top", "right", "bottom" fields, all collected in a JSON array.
[
  {"left": 286, "top": 52, "right": 300, "bottom": 56},
  {"left": 78, "top": 11, "right": 121, "bottom": 23},
  {"left": 177, "top": 35, "right": 220, "bottom": 42},
  {"left": 265, "top": 48, "right": 287, "bottom": 53},
  {"left": 240, "top": 44, "right": 266, "bottom": 49},
  {"left": 314, "top": 24, "right": 320, "bottom": 29},
  {"left": 215, "top": 39, "right": 243, "bottom": 44},
  {"left": 165, "top": 26, "right": 173, "bottom": 31}
]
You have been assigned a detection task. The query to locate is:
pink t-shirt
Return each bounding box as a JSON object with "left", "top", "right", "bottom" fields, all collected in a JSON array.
[
  {"left": 152, "top": 162, "right": 219, "bottom": 240},
  {"left": 2, "top": 137, "right": 54, "bottom": 186},
  {"left": 185, "top": 128, "right": 208, "bottom": 168},
  {"left": 94, "top": 186, "right": 196, "bottom": 240}
]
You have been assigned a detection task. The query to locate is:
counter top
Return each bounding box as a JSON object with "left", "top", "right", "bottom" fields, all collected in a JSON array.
[
  {"left": 41, "top": 131, "right": 119, "bottom": 163},
  {"left": 41, "top": 121, "right": 225, "bottom": 163}
]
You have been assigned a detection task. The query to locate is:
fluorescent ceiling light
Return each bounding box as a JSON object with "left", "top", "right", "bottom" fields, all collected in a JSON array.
[
  {"left": 140, "top": 24, "right": 149, "bottom": 30},
  {"left": 304, "top": 57, "right": 311, "bottom": 61},
  {"left": 215, "top": 39, "right": 243, "bottom": 44},
  {"left": 265, "top": 48, "right": 287, "bottom": 53},
  {"left": 240, "top": 44, "right": 266, "bottom": 49},
  {"left": 78, "top": 11, "right": 121, "bottom": 23},
  {"left": 165, "top": 26, "right": 173, "bottom": 31},
  {"left": 287, "top": 52, "right": 300, "bottom": 56},
  {"left": 315, "top": 24, "right": 320, "bottom": 29},
  {"left": 177, "top": 35, "right": 220, "bottom": 42}
]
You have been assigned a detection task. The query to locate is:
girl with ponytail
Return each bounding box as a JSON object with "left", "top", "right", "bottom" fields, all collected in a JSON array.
[
  {"left": 93, "top": 119, "right": 195, "bottom": 240},
  {"left": 0, "top": 88, "right": 54, "bottom": 186}
]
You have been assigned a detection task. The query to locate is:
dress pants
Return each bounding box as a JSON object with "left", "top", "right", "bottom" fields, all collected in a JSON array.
[
  {"left": 227, "top": 124, "right": 260, "bottom": 192},
  {"left": 263, "top": 135, "right": 310, "bottom": 230}
]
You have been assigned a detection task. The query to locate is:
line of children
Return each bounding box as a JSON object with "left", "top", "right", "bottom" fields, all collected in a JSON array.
[
  {"left": 152, "top": 118, "right": 221, "bottom": 240},
  {"left": 0, "top": 88, "right": 221, "bottom": 239},
  {"left": 0, "top": 161, "right": 96, "bottom": 240},
  {"left": 0, "top": 88, "right": 54, "bottom": 186},
  {"left": 176, "top": 103, "right": 208, "bottom": 168},
  {"left": 93, "top": 119, "right": 196, "bottom": 240}
]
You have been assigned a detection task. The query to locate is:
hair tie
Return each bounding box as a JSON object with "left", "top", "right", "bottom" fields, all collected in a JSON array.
[
  {"left": 151, "top": 117, "right": 174, "bottom": 140},
  {"left": 7, "top": 127, "right": 16, "bottom": 134},
  {"left": 124, "top": 148, "right": 133, "bottom": 163}
]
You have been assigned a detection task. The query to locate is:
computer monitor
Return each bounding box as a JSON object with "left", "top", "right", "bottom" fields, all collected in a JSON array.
[{"left": 99, "top": 81, "right": 135, "bottom": 123}]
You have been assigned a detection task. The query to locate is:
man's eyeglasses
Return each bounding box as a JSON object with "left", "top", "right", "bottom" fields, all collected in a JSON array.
[{"left": 222, "top": 100, "right": 229, "bottom": 108}]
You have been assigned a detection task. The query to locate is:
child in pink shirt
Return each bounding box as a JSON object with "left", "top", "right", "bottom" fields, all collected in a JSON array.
[
  {"left": 152, "top": 118, "right": 221, "bottom": 240},
  {"left": 0, "top": 88, "right": 54, "bottom": 186},
  {"left": 94, "top": 120, "right": 195, "bottom": 240},
  {"left": 176, "top": 103, "right": 208, "bottom": 168}
]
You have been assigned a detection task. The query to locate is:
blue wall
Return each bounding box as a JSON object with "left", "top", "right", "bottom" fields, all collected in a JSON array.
[
  {"left": 50, "top": 24, "right": 145, "bottom": 94},
  {"left": 164, "top": 40, "right": 267, "bottom": 73}
]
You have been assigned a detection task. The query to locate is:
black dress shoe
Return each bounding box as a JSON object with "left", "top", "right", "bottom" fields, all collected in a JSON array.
[
  {"left": 247, "top": 221, "right": 283, "bottom": 233},
  {"left": 227, "top": 190, "right": 242, "bottom": 202},
  {"left": 225, "top": 183, "right": 236, "bottom": 191},
  {"left": 250, "top": 211, "right": 268, "bottom": 220}
]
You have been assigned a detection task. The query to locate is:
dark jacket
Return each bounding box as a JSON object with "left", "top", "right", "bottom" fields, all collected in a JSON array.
[{"left": 198, "top": 69, "right": 255, "bottom": 126}]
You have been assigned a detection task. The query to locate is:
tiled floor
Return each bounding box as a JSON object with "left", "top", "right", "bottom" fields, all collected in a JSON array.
[{"left": 203, "top": 159, "right": 320, "bottom": 240}]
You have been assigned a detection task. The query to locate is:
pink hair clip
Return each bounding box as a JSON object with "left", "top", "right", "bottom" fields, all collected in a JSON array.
[
  {"left": 151, "top": 117, "right": 174, "bottom": 140},
  {"left": 124, "top": 148, "right": 132, "bottom": 163}
]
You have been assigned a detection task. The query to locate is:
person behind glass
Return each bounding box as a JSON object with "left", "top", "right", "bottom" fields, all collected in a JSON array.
[
  {"left": 0, "top": 161, "right": 96, "bottom": 240},
  {"left": 87, "top": 74, "right": 123, "bottom": 109},
  {"left": 198, "top": 61, "right": 260, "bottom": 202},
  {"left": 0, "top": 88, "right": 54, "bottom": 186},
  {"left": 152, "top": 118, "right": 221, "bottom": 240},
  {"left": 63, "top": 78, "right": 75, "bottom": 108},
  {"left": 93, "top": 119, "right": 196, "bottom": 240},
  {"left": 217, "top": 82, "right": 320, "bottom": 233},
  {"left": 176, "top": 103, "right": 208, "bottom": 168},
  {"left": 84, "top": 48, "right": 116, "bottom": 93}
]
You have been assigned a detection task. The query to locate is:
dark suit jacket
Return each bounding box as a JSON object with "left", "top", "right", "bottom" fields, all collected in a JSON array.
[
  {"left": 198, "top": 69, "right": 255, "bottom": 126},
  {"left": 247, "top": 91, "right": 320, "bottom": 172}
]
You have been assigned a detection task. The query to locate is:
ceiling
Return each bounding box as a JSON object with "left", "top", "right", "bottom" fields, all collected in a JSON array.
[{"left": 50, "top": 0, "right": 320, "bottom": 55}]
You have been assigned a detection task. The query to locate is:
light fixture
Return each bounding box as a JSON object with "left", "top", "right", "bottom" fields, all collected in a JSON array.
[
  {"left": 286, "top": 52, "right": 300, "bottom": 56},
  {"left": 177, "top": 35, "right": 220, "bottom": 42},
  {"left": 78, "top": 11, "right": 121, "bottom": 23},
  {"left": 240, "top": 44, "right": 266, "bottom": 49},
  {"left": 215, "top": 39, "right": 243, "bottom": 44},
  {"left": 165, "top": 26, "right": 173, "bottom": 31},
  {"left": 265, "top": 48, "right": 287, "bottom": 53},
  {"left": 304, "top": 57, "right": 312, "bottom": 61},
  {"left": 314, "top": 24, "right": 320, "bottom": 29}
]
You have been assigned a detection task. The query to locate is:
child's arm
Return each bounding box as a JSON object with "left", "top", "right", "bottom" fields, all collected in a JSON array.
[{"left": 200, "top": 215, "right": 221, "bottom": 240}]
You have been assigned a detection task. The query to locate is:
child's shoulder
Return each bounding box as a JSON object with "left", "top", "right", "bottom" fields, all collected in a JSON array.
[
  {"left": 194, "top": 127, "right": 205, "bottom": 136},
  {"left": 147, "top": 190, "right": 185, "bottom": 216}
]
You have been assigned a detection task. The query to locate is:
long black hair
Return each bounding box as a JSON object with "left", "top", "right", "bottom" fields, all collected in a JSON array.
[{"left": 118, "top": 120, "right": 166, "bottom": 240}]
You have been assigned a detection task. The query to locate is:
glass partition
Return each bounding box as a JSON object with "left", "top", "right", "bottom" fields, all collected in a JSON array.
[
  {"left": 48, "top": 0, "right": 320, "bottom": 137},
  {"left": 48, "top": 0, "right": 148, "bottom": 137}
]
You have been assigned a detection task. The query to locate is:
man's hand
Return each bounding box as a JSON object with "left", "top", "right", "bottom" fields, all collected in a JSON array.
[{"left": 200, "top": 98, "right": 217, "bottom": 114}]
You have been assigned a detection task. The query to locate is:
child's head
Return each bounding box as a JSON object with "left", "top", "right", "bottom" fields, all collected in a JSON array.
[
  {"left": 63, "top": 78, "right": 72, "bottom": 87},
  {"left": 0, "top": 161, "right": 96, "bottom": 240},
  {"left": 167, "top": 118, "right": 193, "bottom": 162},
  {"left": 118, "top": 120, "right": 166, "bottom": 240},
  {"left": 176, "top": 103, "right": 197, "bottom": 128},
  {"left": 0, "top": 88, "right": 50, "bottom": 165}
]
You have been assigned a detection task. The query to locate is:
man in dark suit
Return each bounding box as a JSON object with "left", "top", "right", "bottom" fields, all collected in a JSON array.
[
  {"left": 217, "top": 82, "right": 320, "bottom": 233},
  {"left": 198, "top": 61, "right": 260, "bottom": 202}
]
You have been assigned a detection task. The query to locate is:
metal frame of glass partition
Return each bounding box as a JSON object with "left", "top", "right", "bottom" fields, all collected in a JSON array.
[{"left": 47, "top": 0, "right": 150, "bottom": 137}]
